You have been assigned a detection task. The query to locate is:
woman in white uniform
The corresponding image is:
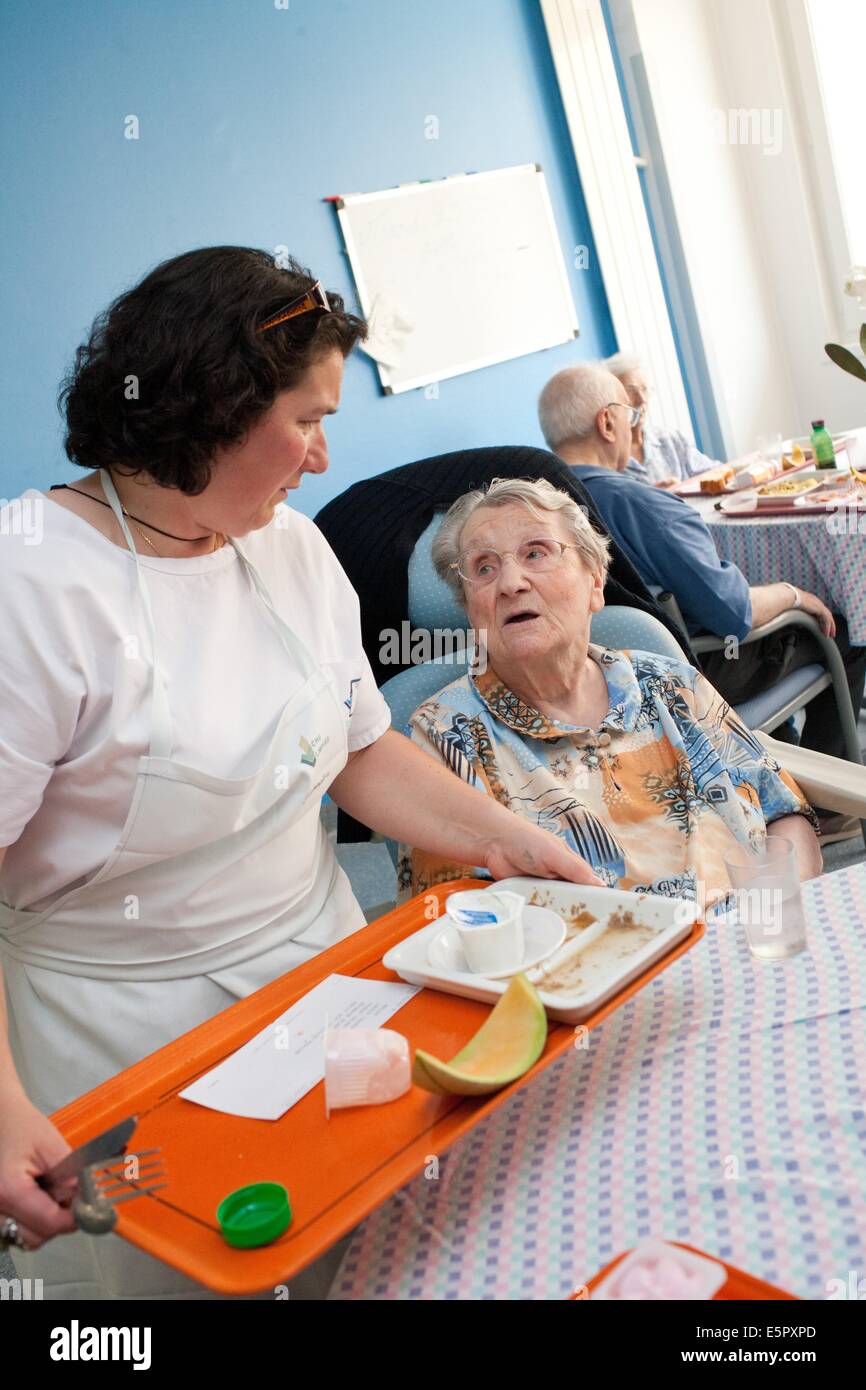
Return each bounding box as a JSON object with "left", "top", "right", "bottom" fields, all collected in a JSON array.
[{"left": 0, "top": 246, "right": 602, "bottom": 1298}]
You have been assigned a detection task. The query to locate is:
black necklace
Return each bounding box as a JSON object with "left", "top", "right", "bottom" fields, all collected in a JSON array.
[{"left": 50, "top": 484, "right": 215, "bottom": 543}]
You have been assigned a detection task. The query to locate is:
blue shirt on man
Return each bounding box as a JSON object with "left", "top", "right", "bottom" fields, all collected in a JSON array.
[{"left": 569, "top": 464, "right": 752, "bottom": 639}]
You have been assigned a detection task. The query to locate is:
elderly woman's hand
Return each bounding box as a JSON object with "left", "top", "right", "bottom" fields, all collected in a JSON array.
[{"left": 479, "top": 820, "right": 606, "bottom": 887}]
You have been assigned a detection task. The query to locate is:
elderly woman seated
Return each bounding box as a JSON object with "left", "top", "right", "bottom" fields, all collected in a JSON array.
[{"left": 397, "top": 477, "right": 822, "bottom": 909}]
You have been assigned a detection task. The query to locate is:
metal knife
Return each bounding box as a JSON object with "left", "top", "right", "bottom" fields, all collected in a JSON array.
[{"left": 36, "top": 1115, "right": 138, "bottom": 1196}]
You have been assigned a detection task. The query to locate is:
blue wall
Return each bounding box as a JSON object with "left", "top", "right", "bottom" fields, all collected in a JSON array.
[{"left": 0, "top": 0, "right": 615, "bottom": 516}]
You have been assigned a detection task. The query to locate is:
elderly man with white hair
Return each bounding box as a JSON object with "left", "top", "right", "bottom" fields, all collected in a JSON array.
[
  {"left": 535, "top": 362, "right": 866, "bottom": 841},
  {"left": 603, "top": 352, "right": 722, "bottom": 487}
]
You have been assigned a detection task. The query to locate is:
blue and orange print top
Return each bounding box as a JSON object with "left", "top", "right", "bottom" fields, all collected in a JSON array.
[{"left": 398, "top": 645, "right": 817, "bottom": 911}]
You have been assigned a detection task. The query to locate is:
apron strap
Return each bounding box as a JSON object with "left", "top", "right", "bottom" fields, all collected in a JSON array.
[
  {"left": 99, "top": 469, "right": 174, "bottom": 759},
  {"left": 229, "top": 535, "right": 319, "bottom": 681}
]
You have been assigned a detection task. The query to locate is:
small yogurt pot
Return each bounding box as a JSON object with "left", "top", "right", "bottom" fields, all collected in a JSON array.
[
  {"left": 591, "top": 1239, "right": 726, "bottom": 1300},
  {"left": 324, "top": 1026, "right": 411, "bottom": 1116},
  {"left": 445, "top": 889, "right": 525, "bottom": 975}
]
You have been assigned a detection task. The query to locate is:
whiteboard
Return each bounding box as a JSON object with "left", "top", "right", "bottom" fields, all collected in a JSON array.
[{"left": 336, "top": 164, "right": 579, "bottom": 394}]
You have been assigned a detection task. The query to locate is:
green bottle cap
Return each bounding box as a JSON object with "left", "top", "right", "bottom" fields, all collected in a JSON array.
[{"left": 217, "top": 1182, "right": 292, "bottom": 1248}]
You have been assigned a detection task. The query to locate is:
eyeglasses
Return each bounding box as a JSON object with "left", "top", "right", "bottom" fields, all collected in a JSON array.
[
  {"left": 452, "top": 536, "right": 582, "bottom": 586},
  {"left": 605, "top": 401, "right": 642, "bottom": 428},
  {"left": 257, "top": 280, "right": 331, "bottom": 334}
]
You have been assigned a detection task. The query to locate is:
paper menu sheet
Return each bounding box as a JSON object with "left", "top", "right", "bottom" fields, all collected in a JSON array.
[{"left": 179, "top": 974, "right": 419, "bottom": 1121}]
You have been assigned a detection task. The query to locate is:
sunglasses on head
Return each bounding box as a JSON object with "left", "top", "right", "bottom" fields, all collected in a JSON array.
[{"left": 257, "top": 280, "right": 331, "bottom": 334}]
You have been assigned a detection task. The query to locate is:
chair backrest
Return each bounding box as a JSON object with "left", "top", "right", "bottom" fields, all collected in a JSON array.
[
  {"left": 381, "top": 655, "right": 472, "bottom": 743},
  {"left": 590, "top": 606, "right": 688, "bottom": 662},
  {"left": 407, "top": 513, "right": 467, "bottom": 631}
]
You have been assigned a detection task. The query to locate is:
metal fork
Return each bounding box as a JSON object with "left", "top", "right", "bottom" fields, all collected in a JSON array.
[{"left": 70, "top": 1149, "right": 167, "bottom": 1235}]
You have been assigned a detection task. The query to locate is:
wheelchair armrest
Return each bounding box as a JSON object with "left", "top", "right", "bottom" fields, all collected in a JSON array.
[
  {"left": 757, "top": 733, "right": 866, "bottom": 818},
  {"left": 691, "top": 609, "right": 826, "bottom": 655}
]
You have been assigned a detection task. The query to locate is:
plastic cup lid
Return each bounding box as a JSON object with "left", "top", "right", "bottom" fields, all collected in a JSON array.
[{"left": 217, "top": 1181, "right": 292, "bottom": 1248}]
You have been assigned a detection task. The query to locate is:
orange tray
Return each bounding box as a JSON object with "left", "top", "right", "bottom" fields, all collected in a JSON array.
[
  {"left": 52, "top": 880, "right": 704, "bottom": 1295},
  {"left": 574, "top": 1243, "right": 798, "bottom": 1300}
]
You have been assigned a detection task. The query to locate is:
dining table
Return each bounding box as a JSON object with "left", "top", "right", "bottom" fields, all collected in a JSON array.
[
  {"left": 328, "top": 861, "right": 866, "bottom": 1300},
  {"left": 681, "top": 459, "right": 866, "bottom": 646}
]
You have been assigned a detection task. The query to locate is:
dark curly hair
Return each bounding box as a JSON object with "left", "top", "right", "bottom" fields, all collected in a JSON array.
[{"left": 60, "top": 246, "right": 367, "bottom": 494}]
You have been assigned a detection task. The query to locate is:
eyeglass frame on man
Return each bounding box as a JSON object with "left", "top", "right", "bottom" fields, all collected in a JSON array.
[
  {"left": 604, "top": 400, "right": 643, "bottom": 428},
  {"left": 257, "top": 280, "right": 332, "bottom": 334},
  {"left": 451, "top": 536, "right": 585, "bottom": 586}
]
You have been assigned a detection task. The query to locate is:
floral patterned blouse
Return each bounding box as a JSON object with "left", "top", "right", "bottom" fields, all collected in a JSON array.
[{"left": 397, "top": 644, "right": 817, "bottom": 911}]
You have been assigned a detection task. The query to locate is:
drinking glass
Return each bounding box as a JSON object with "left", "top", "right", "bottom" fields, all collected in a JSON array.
[
  {"left": 756, "top": 431, "right": 784, "bottom": 463},
  {"left": 723, "top": 836, "right": 808, "bottom": 960}
]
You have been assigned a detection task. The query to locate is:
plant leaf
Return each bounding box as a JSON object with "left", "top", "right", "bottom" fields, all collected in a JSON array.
[
  {"left": 825, "top": 341, "right": 866, "bottom": 383},
  {"left": 861, "top": 322, "right": 866, "bottom": 356}
]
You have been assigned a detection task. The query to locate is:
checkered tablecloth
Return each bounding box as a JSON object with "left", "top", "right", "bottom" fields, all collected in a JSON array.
[
  {"left": 329, "top": 864, "right": 866, "bottom": 1299},
  {"left": 690, "top": 494, "right": 866, "bottom": 645}
]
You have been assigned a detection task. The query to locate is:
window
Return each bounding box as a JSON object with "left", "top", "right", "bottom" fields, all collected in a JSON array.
[{"left": 806, "top": 0, "right": 866, "bottom": 266}]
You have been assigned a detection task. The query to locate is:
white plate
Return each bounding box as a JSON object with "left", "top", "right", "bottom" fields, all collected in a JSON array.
[
  {"left": 793, "top": 481, "right": 866, "bottom": 509},
  {"left": 718, "top": 469, "right": 852, "bottom": 513},
  {"left": 754, "top": 477, "right": 822, "bottom": 506},
  {"left": 427, "top": 905, "right": 566, "bottom": 979},
  {"left": 718, "top": 491, "right": 759, "bottom": 514},
  {"left": 792, "top": 497, "right": 866, "bottom": 511},
  {"left": 383, "top": 879, "right": 697, "bottom": 1024}
]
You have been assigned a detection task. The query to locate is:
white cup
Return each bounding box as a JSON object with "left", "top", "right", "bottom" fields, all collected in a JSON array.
[
  {"left": 445, "top": 889, "right": 526, "bottom": 975},
  {"left": 324, "top": 1026, "right": 411, "bottom": 1116}
]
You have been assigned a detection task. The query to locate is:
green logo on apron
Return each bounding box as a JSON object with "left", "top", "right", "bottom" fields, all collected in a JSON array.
[{"left": 299, "top": 736, "right": 318, "bottom": 767}]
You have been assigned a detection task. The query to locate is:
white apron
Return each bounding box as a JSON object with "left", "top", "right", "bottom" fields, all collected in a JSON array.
[{"left": 0, "top": 469, "right": 366, "bottom": 1298}]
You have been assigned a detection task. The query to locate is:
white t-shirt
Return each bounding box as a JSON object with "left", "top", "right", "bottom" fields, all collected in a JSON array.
[{"left": 0, "top": 489, "right": 390, "bottom": 909}]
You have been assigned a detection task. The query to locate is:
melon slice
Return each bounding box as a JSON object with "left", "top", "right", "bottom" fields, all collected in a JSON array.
[{"left": 412, "top": 973, "right": 548, "bottom": 1096}]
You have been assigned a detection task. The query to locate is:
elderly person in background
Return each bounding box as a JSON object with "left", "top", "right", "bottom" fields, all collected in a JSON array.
[
  {"left": 536, "top": 361, "right": 866, "bottom": 810},
  {"left": 398, "top": 477, "right": 822, "bottom": 907},
  {"left": 603, "top": 352, "right": 722, "bottom": 488}
]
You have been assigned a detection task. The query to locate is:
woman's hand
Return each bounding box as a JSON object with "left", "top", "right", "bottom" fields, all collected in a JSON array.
[
  {"left": 478, "top": 820, "right": 605, "bottom": 887},
  {"left": 333, "top": 730, "right": 605, "bottom": 890},
  {"left": 0, "top": 1089, "right": 78, "bottom": 1251}
]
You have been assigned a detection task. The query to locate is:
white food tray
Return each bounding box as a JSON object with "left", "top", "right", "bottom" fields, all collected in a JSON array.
[{"left": 383, "top": 878, "right": 697, "bottom": 1024}]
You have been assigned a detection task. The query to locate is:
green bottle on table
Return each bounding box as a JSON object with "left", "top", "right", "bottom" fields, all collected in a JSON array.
[{"left": 810, "top": 419, "right": 836, "bottom": 469}]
